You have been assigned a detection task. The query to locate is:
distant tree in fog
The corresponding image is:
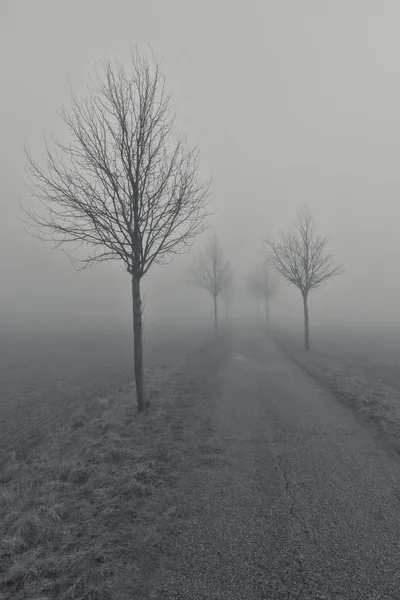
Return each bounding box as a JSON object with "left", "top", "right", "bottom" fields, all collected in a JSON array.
[
  {"left": 188, "top": 234, "right": 231, "bottom": 332},
  {"left": 264, "top": 205, "right": 343, "bottom": 350},
  {"left": 247, "top": 263, "right": 277, "bottom": 325},
  {"left": 246, "top": 272, "right": 263, "bottom": 317},
  {"left": 23, "top": 49, "right": 210, "bottom": 413},
  {"left": 221, "top": 275, "right": 234, "bottom": 321}
]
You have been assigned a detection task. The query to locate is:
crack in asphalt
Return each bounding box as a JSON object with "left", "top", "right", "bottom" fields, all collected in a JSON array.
[
  {"left": 272, "top": 429, "right": 320, "bottom": 595},
  {"left": 275, "top": 455, "right": 314, "bottom": 545},
  {"left": 276, "top": 454, "right": 317, "bottom": 593},
  {"left": 223, "top": 430, "right": 358, "bottom": 442}
]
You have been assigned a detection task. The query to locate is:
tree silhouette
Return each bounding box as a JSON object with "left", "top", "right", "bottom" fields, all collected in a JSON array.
[{"left": 24, "top": 50, "right": 210, "bottom": 412}]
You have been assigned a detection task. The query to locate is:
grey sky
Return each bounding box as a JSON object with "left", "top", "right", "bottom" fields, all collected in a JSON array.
[{"left": 1, "top": 0, "right": 400, "bottom": 326}]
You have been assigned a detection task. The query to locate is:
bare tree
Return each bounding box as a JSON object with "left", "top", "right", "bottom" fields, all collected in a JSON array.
[
  {"left": 188, "top": 234, "right": 231, "bottom": 332},
  {"left": 264, "top": 205, "right": 343, "bottom": 350},
  {"left": 247, "top": 263, "right": 277, "bottom": 325},
  {"left": 23, "top": 50, "right": 210, "bottom": 413}
]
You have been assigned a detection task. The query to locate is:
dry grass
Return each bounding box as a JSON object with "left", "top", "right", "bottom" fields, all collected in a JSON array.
[
  {"left": 0, "top": 324, "right": 204, "bottom": 463},
  {"left": 0, "top": 335, "right": 228, "bottom": 600}
]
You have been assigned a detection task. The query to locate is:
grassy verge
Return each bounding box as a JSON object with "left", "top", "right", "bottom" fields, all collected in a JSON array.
[
  {"left": 273, "top": 330, "right": 400, "bottom": 454},
  {"left": 0, "top": 334, "right": 229, "bottom": 600}
]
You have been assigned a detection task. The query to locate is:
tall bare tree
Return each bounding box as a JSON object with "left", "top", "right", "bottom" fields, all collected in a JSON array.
[
  {"left": 188, "top": 234, "right": 231, "bottom": 332},
  {"left": 264, "top": 205, "right": 343, "bottom": 350},
  {"left": 247, "top": 263, "right": 277, "bottom": 325},
  {"left": 24, "top": 50, "right": 210, "bottom": 413}
]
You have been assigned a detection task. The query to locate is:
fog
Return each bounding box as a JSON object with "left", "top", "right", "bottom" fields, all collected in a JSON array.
[{"left": 2, "top": 0, "right": 400, "bottom": 331}]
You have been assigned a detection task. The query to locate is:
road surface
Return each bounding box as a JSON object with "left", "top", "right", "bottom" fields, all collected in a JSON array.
[{"left": 151, "top": 328, "right": 400, "bottom": 599}]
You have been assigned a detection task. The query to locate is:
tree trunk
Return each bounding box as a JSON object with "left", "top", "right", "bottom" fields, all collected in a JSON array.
[
  {"left": 303, "top": 292, "right": 310, "bottom": 351},
  {"left": 213, "top": 295, "right": 218, "bottom": 332},
  {"left": 131, "top": 276, "right": 146, "bottom": 412},
  {"left": 265, "top": 295, "right": 270, "bottom": 326},
  {"left": 224, "top": 298, "right": 228, "bottom": 321}
]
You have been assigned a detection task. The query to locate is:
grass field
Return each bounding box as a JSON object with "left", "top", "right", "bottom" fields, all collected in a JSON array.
[
  {"left": 0, "top": 321, "right": 206, "bottom": 462},
  {"left": 0, "top": 320, "right": 227, "bottom": 599}
]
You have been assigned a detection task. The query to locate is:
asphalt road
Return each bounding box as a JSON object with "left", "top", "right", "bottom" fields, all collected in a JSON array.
[{"left": 152, "top": 328, "right": 400, "bottom": 599}]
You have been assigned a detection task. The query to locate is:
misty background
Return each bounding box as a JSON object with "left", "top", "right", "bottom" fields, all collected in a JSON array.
[{"left": 1, "top": 0, "right": 400, "bottom": 331}]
